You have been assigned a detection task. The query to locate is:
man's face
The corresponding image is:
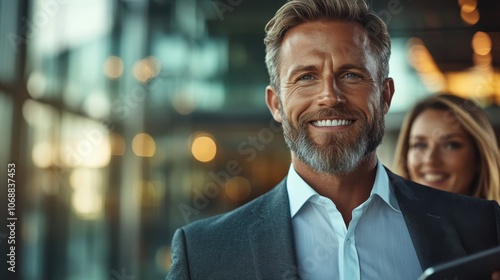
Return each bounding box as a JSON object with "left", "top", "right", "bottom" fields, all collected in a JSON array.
[{"left": 266, "top": 20, "right": 393, "bottom": 174}]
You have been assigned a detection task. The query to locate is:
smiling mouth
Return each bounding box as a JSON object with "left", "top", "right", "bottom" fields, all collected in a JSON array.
[
  {"left": 311, "top": 119, "right": 353, "bottom": 127},
  {"left": 421, "top": 173, "right": 447, "bottom": 183}
]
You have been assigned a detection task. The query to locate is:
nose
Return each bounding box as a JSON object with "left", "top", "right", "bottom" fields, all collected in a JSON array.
[
  {"left": 317, "top": 79, "right": 346, "bottom": 107},
  {"left": 422, "top": 145, "right": 442, "bottom": 165}
]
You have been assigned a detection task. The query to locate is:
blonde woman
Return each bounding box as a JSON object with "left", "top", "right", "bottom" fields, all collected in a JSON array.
[{"left": 394, "top": 94, "right": 500, "bottom": 202}]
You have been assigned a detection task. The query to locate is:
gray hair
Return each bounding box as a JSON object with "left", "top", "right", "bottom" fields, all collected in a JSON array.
[{"left": 264, "top": 0, "right": 391, "bottom": 91}]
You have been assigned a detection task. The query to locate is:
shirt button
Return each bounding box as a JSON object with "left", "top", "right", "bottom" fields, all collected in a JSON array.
[{"left": 346, "top": 239, "right": 351, "bottom": 244}]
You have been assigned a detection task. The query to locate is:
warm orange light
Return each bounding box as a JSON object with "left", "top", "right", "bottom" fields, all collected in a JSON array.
[
  {"left": 473, "top": 53, "right": 492, "bottom": 68},
  {"left": 132, "top": 56, "right": 161, "bottom": 83},
  {"left": 458, "top": 0, "right": 477, "bottom": 13},
  {"left": 408, "top": 39, "right": 440, "bottom": 73},
  {"left": 472, "top": 31, "right": 492, "bottom": 56},
  {"left": 460, "top": 6, "right": 479, "bottom": 25},
  {"left": 155, "top": 246, "right": 172, "bottom": 272},
  {"left": 407, "top": 38, "right": 446, "bottom": 92},
  {"left": 132, "top": 133, "right": 156, "bottom": 157},
  {"left": 191, "top": 133, "right": 217, "bottom": 162},
  {"left": 110, "top": 132, "right": 126, "bottom": 156},
  {"left": 103, "top": 56, "right": 124, "bottom": 79},
  {"left": 225, "top": 176, "right": 252, "bottom": 201},
  {"left": 446, "top": 70, "right": 495, "bottom": 101}
]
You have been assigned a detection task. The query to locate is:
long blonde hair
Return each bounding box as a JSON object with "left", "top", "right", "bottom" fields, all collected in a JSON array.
[{"left": 393, "top": 94, "right": 500, "bottom": 202}]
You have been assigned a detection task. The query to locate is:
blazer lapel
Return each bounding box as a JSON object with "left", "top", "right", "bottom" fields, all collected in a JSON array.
[
  {"left": 387, "top": 170, "right": 467, "bottom": 269},
  {"left": 248, "top": 180, "right": 300, "bottom": 279}
]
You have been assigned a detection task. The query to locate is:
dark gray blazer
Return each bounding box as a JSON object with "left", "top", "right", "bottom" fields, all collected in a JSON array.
[{"left": 167, "top": 168, "right": 500, "bottom": 280}]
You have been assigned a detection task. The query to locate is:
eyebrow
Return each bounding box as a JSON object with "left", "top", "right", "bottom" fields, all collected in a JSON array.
[
  {"left": 338, "top": 63, "right": 371, "bottom": 74},
  {"left": 409, "top": 133, "right": 468, "bottom": 141},
  {"left": 285, "top": 65, "right": 319, "bottom": 81},
  {"left": 438, "top": 133, "right": 468, "bottom": 141}
]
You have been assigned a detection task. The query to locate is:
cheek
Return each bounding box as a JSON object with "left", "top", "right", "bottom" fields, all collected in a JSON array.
[
  {"left": 453, "top": 161, "right": 478, "bottom": 193},
  {"left": 406, "top": 152, "right": 419, "bottom": 178},
  {"left": 283, "top": 95, "right": 311, "bottom": 122},
  {"left": 407, "top": 150, "right": 422, "bottom": 167},
  {"left": 360, "top": 92, "right": 382, "bottom": 114},
  {"left": 451, "top": 152, "right": 477, "bottom": 175}
]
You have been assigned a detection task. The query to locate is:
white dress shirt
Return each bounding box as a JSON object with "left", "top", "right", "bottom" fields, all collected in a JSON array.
[{"left": 287, "top": 160, "right": 422, "bottom": 280}]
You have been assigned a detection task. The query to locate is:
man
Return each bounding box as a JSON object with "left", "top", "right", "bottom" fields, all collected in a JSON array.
[{"left": 167, "top": 0, "right": 500, "bottom": 279}]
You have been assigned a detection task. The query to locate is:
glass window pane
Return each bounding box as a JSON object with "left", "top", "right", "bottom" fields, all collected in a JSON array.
[{"left": 0, "top": 1, "right": 19, "bottom": 84}]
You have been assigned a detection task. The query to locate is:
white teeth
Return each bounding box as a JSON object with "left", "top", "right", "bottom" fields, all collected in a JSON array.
[
  {"left": 422, "top": 174, "right": 446, "bottom": 182},
  {"left": 313, "top": 119, "right": 352, "bottom": 127}
]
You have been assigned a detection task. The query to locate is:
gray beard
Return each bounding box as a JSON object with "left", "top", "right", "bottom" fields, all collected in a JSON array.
[{"left": 280, "top": 103, "right": 385, "bottom": 175}]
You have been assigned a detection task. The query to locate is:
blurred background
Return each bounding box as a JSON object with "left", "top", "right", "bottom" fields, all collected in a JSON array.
[{"left": 0, "top": 0, "right": 499, "bottom": 279}]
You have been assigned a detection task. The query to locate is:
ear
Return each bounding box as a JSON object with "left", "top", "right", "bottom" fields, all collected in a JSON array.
[
  {"left": 381, "top": 78, "right": 395, "bottom": 114},
  {"left": 265, "top": 85, "right": 282, "bottom": 123}
]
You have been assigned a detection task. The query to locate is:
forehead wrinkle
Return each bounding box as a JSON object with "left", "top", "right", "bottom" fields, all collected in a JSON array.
[
  {"left": 283, "top": 32, "right": 369, "bottom": 60},
  {"left": 279, "top": 21, "right": 375, "bottom": 81}
]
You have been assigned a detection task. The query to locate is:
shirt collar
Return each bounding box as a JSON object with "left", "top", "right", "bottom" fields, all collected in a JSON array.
[
  {"left": 286, "top": 160, "right": 400, "bottom": 218},
  {"left": 371, "top": 160, "right": 400, "bottom": 213},
  {"left": 286, "top": 164, "right": 317, "bottom": 218}
]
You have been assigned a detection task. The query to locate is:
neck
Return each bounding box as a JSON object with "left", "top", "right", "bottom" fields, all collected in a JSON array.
[{"left": 292, "top": 153, "right": 378, "bottom": 225}]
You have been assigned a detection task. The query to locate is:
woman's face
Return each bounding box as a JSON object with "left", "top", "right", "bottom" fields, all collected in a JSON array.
[{"left": 406, "top": 109, "right": 478, "bottom": 195}]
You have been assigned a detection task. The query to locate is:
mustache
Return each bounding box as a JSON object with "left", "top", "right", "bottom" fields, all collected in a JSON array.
[{"left": 298, "top": 107, "right": 362, "bottom": 126}]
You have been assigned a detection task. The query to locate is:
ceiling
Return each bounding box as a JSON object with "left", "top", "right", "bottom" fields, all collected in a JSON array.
[
  {"left": 206, "top": 0, "right": 500, "bottom": 74},
  {"left": 372, "top": 0, "right": 500, "bottom": 72}
]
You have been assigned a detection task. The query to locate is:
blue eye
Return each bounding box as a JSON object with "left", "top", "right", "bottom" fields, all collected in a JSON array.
[
  {"left": 298, "top": 74, "right": 314, "bottom": 81},
  {"left": 343, "top": 73, "right": 361, "bottom": 79}
]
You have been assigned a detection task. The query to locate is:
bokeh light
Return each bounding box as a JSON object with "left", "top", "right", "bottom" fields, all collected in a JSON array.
[
  {"left": 225, "top": 176, "right": 252, "bottom": 201},
  {"left": 32, "top": 142, "right": 55, "bottom": 168},
  {"left": 460, "top": 5, "right": 479, "bottom": 25},
  {"left": 458, "top": 0, "right": 477, "bottom": 13},
  {"left": 190, "top": 133, "right": 217, "bottom": 162},
  {"left": 83, "top": 91, "right": 111, "bottom": 119},
  {"left": 103, "top": 56, "right": 124, "bottom": 79},
  {"left": 132, "top": 56, "right": 161, "bottom": 83},
  {"left": 472, "top": 31, "right": 492, "bottom": 56},
  {"left": 132, "top": 133, "right": 156, "bottom": 157},
  {"left": 26, "top": 71, "right": 47, "bottom": 99},
  {"left": 173, "top": 90, "right": 195, "bottom": 115},
  {"left": 70, "top": 168, "right": 104, "bottom": 220}
]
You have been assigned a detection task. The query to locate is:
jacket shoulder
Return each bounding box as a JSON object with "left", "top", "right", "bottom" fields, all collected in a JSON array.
[
  {"left": 183, "top": 179, "right": 287, "bottom": 234},
  {"left": 168, "top": 180, "right": 292, "bottom": 279}
]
